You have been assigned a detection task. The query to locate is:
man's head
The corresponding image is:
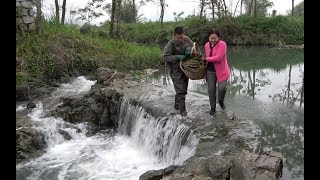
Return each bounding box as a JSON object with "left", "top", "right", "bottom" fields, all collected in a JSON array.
[{"left": 174, "top": 27, "right": 185, "bottom": 42}]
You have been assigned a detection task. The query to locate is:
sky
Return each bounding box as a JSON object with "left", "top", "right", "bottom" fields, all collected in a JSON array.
[{"left": 42, "top": 0, "right": 304, "bottom": 25}]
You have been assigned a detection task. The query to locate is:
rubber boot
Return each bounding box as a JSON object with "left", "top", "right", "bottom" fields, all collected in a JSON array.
[
  {"left": 219, "top": 100, "right": 226, "bottom": 110},
  {"left": 174, "top": 103, "right": 180, "bottom": 110},
  {"left": 208, "top": 108, "right": 216, "bottom": 116},
  {"left": 180, "top": 105, "right": 187, "bottom": 117}
]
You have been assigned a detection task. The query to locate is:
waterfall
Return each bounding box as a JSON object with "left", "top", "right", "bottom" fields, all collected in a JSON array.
[
  {"left": 118, "top": 98, "right": 199, "bottom": 165},
  {"left": 16, "top": 76, "right": 198, "bottom": 180}
]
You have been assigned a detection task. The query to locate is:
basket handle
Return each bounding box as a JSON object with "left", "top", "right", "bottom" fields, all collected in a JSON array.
[{"left": 191, "top": 42, "right": 201, "bottom": 54}]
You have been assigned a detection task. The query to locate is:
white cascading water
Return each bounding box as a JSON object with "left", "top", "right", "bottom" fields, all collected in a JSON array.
[{"left": 16, "top": 76, "right": 199, "bottom": 180}]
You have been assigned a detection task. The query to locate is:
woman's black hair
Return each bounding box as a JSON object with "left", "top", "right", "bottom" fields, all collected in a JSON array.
[{"left": 207, "top": 28, "right": 221, "bottom": 38}]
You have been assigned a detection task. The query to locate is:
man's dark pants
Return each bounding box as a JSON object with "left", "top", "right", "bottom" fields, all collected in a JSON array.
[{"left": 169, "top": 62, "right": 189, "bottom": 113}]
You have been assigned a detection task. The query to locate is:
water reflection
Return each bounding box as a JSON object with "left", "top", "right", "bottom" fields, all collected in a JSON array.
[
  {"left": 257, "top": 107, "right": 304, "bottom": 179},
  {"left": 227, "top": 46, "right": 304, "bottom": 108},
  {"left": 145, "top": 46, "right": 304, "bottom": 180},
  {"left": 229, "top": 68, "right": 271, "bottom": 99},
  {"left": 272, "top": 65, "right": 304, "bottom": 108}
]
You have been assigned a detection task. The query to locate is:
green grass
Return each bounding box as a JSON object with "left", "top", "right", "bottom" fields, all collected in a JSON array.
[
  {"left": 97, "top": 15, "right": 303, "bottom": 46},
  {"left": 16, "top": 21, "right": 163, "bottom": 85}
]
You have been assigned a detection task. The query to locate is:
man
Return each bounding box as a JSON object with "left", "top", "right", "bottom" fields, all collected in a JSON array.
[{"left": 163, "top": 27, "right": 193, "bottom": 116}]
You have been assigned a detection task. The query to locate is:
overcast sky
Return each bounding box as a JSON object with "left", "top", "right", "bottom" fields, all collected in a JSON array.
[{"left": 42, "top": 0, "right": 304, "bottom": 25}]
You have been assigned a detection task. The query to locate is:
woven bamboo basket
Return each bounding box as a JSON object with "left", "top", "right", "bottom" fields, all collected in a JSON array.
[{"left": 180, "top": 42, "right": 206, "bottom": 80}]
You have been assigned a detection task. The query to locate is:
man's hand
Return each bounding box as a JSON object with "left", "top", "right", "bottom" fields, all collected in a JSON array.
[
  {"left": 185, "top": 50, "right": 191, "bottom": 58},
  {"left": 179, "top": 55, "right": 186, "bottom": 61}
]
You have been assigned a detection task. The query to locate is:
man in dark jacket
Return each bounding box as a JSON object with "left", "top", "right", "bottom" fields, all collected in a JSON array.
[{"left": 163, "top": 27, "right": 193, "bottom": 116}]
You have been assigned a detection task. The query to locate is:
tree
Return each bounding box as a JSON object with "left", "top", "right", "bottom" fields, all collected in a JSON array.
[
  {"left": 109, "top": 0, "right": 116, "bottom": 38},
  {"left": 221, "top": 0, "right": 228, "bottom": 17},
  {"left": 35, "top": 0, "right": 42, "bottom": 34},
  {"left": 104, "top": 0, "right": 144, "bottom": 23},
  {"left": 292, "top": 0, "right": 294, "bottom": 16},
  {"left": 210, "top": 0, "right": 215, "bottom": 19},
  {"left": 159, "top": 0, "right": 165, "bottom": 26},
  {"left": 299, "top": 72, "right": 304, "bottom": 107},
  {"left": 55, "top": 0, "right": 59, "bottom": 23},
  {"left": 173, "top": 12, "right": 184, "bottom": 22},
  {"left": 115, "top": 0, "right": 122, "bottom": 38},
  {"left": 132, "top": 0, "right": 136, "bottom": 22},
  {"left": 233, "top": 0, "right": 242, "bottom": 17},
  {"left": 294, "top": 1, "right": 304, "bottom": 16},
  {"left": 199, "top": 0, "right": 205, "bottom": 19},
  {"left": 256, "top": 0, "right": 273, "bottom": 16},
  {"left": 253, "top": 0, "right": 257, "bottom": 17},
  {"left": 240, "top": 0, "right": 244, "bottom": 15},
  {"left": 61, "top": 0, "right": 67, "bottom": 25},
  {"left": 207, "top": 0, "right": 225, "bottom": 20},
  {"left": 144, "top": 0, "right": 167, "bottom": 26},
  {"left": 271, "top": 9, "right": 277, "bottom": 17},
  {"left": 70, "top": 0, "right": 104, "bottom": 24},
  {"left": 243, "top": 0, "right": 273, "bottom": 16}
]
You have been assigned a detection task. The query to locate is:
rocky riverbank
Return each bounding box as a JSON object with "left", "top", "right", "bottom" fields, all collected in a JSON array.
[{"left": 16, "top": 67, "right": 283, "bottom": 179}]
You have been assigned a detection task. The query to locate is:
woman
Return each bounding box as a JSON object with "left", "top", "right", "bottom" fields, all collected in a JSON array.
[{"left": 204, "top": 29, "right": 230, "bottom": 116}]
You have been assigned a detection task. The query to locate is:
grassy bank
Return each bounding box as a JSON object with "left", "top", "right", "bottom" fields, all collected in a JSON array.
[
  {"left": 90, "top": 15, "right": 303, "bottom": 46},
  {"left": 16, "top": 15, "right": 304, "bottom": 85},
  {"left": 16, "top": 21, "right": 162, "bottom": 85}
]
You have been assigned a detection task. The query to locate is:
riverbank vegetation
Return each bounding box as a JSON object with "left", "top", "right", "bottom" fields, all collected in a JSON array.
[{"left": 16, "top": 0, "right": 304, "bottom": 85}]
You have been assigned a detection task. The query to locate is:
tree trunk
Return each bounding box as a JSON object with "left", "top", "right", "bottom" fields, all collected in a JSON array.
[
  {"left": 222, "top": 0, "right": 227, "bottom": 17},
  {"left": 233, "top": 0, "right": 241, "bottom": 17},
  {"left": 240, "top": 0, "right": 243, "bottom": 15},
  {"left": 61, "top": 0, "right": 67, "bottom": 25},
  {"left": 210, "top": 0, "right": 215, "bottom": 20},
  {"left": 132, "top": 0, "right": 136, "bottom": 23},
  {"left": 292, "top": 0, "right": 294, "bottom": 16},
  {"left": 115, "top": 0, "right": 122, "bottom": 38},
  {"left": 248, "top": 70, "right": 256, "bottom": 98},
  {"left": 254, "top": 0, "right": 257, "bottom": 17},
  {"left": 109, "top": 0, "right": 116, "bottom": 38},
  {"left": 217, "top": 0, "right": 221, "bottom": 18},
  {"left": 35, "top": 0, "right": 42, "bottom": 34},
  {"left": 286, "top": 65, "right": 292, "bottom": 105},
  {"left": 300, "top": 72, "right": 304, "bottom": 107},
  {"left": 159, "top": 0, "right": 165, "bottom": 27},
  {"left": 55, "top": 0, "right": 60, "bottom": 24},
  {"left": 248, "top": 0, "right": 254, "bottom": 15},
  {"left": 200, "top": 0, "right": 205, "bottom": 18}
]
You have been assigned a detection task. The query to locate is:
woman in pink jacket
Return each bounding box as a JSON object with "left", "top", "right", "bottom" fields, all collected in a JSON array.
[{"left": 204, "top": 29, "right": 230, "bottom": 116}]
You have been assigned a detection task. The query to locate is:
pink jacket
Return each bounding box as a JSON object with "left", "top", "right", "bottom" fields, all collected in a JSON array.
[{"left": 205, "top": 40, "right": 230, "bottom": 83}]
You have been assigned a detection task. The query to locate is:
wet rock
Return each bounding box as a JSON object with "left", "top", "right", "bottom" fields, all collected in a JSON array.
[
  {"left": 16, "top": 81, "right": 54, "bottom": 102},
  {"left": 172, "top": 157, "right": 212, "bottom": 178},
  {"left": 200, "top": 136, "right": 215, "bottom": 142},
  {"left": 230, "top": 150, "right": 283, "bottom": 180},
  {"left": 139, "top": 169, "right": 164, "bottom": 180},
  {"left": 208, "top": 155, "right": 233, "bottom": 179},
  {"left": 16, "top": 114, "right": 30, "bottom": 128},
  {"left": 16, "top": 127, "right": 46, "bottom": 164},
  {"left": 96, "top": 67, "right": 129, "bottom": 85},
  {"left": 58, "top": 129, "right": 72, "bottom": 141},
  {"left": 16, "top": 85, "right": 30, "bottom": 101},
  {"left": 140, "top": 165, "right": 179, "bottom": 180},
  {"left": 53, "top": 86, "right": 123, "bottom": 127},
  {"left": 227, "top": 110, "right": 235, "bottom": 120},
  {"left": 27, "top": 102, "right": 36, "bottom": 109}
]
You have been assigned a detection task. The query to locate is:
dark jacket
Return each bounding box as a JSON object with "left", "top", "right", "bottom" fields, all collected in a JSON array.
[{"left": 163, "top": 35, "right": 193, "bottom": 63}]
